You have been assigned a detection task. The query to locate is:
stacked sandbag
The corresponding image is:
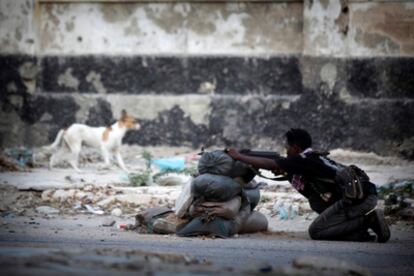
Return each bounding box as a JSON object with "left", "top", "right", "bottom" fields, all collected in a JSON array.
[{"left": 177, "top": 150, "right": 268, "bottom": 237}]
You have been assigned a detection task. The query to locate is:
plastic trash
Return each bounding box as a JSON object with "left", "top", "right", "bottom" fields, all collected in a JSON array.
[
  {"left": 84, "top": 204, "right": 104, "bottom": 215},
  {"left": 174, "top": 178, "right": 194, "bottom": 218},
  {"left": 152, "top": 157, "right": 185, "bottom": 171},
  {"left": 119, "top": 172, "right": 129, "bottom": 182},
  {"left": 278, "top": 205, "right": 288, "bottom": 220},
  {"left": 4, "top": 147, "right": 34, "bottom": 167},
  {"left": 290, "top": 203, "right": 299, "bottom": 219}
]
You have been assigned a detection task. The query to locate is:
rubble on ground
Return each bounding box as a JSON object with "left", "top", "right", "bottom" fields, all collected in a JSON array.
[{"left": 0, "top": 145, "right": 413, "bottom": 232}]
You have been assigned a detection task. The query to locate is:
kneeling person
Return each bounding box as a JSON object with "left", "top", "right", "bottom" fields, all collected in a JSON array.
[{"left": 227, "top": 128, "right": 390, "bottom": 243}]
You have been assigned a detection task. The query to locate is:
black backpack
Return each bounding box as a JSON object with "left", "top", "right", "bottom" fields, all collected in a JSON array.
[{"left": 335, "top": 164, "right": 370, "bottom": 203}]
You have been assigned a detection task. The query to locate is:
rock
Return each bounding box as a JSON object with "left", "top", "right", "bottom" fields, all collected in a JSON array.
[
  {"left": 111, "top": 208, "right": 123, "bottom": 217},
  {"left": 36, "top": 206, "right": 59, "bottom": 214},
  {"left": 102, "top": 219, "right": 116, "bottom": 227}
]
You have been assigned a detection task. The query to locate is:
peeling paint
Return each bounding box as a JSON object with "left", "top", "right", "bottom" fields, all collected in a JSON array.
[
  {"left": 350, "top": 2, "right": 414, "bottom": 55},
  {"left": 354, "top": 28, "right": 400, "bottom": 54},
  {"left": 335, "top": 0, "right": 349, "bottom": 37},
  {"left": 100, "top": 4, "right": 137, "bottom": 23},
  {"left": 57, "top": 68, "right": 79, "bottom": 90},
  {"left": 44, "top": 4, "right": 60, "bottom": 26},
  {"left": 144, "top": 4, "right": 186, "bottom": 34},
  {"left": 86, "top": 71, "right": 107, "bottom": 94},
  {"left": 65, "top": 21, "right": 74, "bottom": 32},
  {"left": 320, "top": 63, "right": 337, "bottom": 91},
  {"left": 19, "top": 62, "right": 37, "bottom": 80},
  {"left": 7, "top": 82, "right": 18, "bottom": 93},
  {"left": 241, "top": 3, "right": 303, "bottom": 52},
  {"left": 15, "top": 28, "right": 22, "bottom": 41},
  {"left": 123, "top": 17, "right": 142, "bottom": 37}
]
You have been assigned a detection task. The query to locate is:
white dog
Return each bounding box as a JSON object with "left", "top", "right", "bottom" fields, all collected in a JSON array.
[{"left": 45, "top": 110, "right": 140, "bottom": 172}]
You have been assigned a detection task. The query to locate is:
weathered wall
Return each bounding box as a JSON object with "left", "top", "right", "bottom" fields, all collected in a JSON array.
[{"left": 1, "top": 0, "right": 413, "bottom": 159}]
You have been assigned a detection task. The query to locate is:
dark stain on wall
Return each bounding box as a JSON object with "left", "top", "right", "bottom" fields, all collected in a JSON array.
[{"left": 40, "top": 55, "right": 303, "bottom": 95}]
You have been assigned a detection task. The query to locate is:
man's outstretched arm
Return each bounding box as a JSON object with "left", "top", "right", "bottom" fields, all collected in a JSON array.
[{"left": 226, "top": 148, "right": 283, "bottom": 174}]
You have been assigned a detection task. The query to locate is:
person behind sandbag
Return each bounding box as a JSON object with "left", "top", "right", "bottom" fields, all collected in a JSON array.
[{"left": 227, "top": 128, "right": 390, "bottom": 243}]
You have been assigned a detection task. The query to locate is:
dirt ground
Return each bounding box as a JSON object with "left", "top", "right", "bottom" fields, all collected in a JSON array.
[{"left": 1, "top": 145, "right": 414, "bottom": 275}]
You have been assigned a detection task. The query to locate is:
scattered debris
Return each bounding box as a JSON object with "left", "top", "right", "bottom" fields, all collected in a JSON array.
[
  {"left": 3, "top": 147, "right": 34, "bottom": 169},
  {"left": 0, "top": 155, "right": 21, "bottom": 172},
  {"left": 379, "top": 179, "right": 414, "bottom": 221}
]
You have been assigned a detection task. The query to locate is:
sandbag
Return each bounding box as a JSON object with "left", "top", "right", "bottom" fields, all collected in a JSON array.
[
  {"left": 244, "top": 187, "right": 261, "bottom": 211},
  {"left": 192, "top": 173, "right": 242, "bottom": 202},
  {"left": 230, "top": 160, "right": 256, "bottom": 182},
  {"left": 176, "top": 217, "right": 235, "bottom": 238},
  {"left": 152, "top": 213, "right": 189, "bottom": 234},
  {"left": 135, "top": 207, "right": 188, "bottom": 234},
  {"left": 189, "top": 196, "right": 241, "bottom": 220},
  {"left": 135, "top": 206, "right": 172, "bottom": 225},
  {"left": 198, "top": 150, "right": 234, "bottom": 176},
  {"left": 239, "top": 211, "right": 268, "bottom": 234}
]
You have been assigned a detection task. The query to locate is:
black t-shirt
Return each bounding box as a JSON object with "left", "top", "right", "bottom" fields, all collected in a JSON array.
[{"left": 277, "top": 152, "right": 343, "bottom": 211}]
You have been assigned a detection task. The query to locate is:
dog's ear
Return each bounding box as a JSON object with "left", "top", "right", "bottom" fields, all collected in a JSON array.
[{"left": 121, "top": 109, "right": 127, "bottom": 120}]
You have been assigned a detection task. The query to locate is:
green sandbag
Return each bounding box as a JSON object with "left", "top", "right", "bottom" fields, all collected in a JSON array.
[
  {"left": 244, "top": 187, "right": 261, "bottom": 211},
  {"left": 198, "top": 150, "right": 255, "bottom": 182},
  {"left": 239, "top": 211, "right": 268, "bottom": 234},
  {"left": 192, "top": 173, "right": 242, "bottom": 202},
  {"left": 198, "top": 150, "right": 234, "bottom": 176}
]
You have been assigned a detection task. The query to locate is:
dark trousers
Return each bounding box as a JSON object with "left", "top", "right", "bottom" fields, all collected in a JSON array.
[{"left": 308, "top": 194, "right": 377, "bottom": 241}]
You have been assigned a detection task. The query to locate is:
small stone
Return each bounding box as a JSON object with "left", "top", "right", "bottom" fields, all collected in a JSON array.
[
  {"left": 111, "top": 208, "right": 123, "bottom": 217},
  {"left": 102, "top": 219, "right": 116, "bottom": 227}
]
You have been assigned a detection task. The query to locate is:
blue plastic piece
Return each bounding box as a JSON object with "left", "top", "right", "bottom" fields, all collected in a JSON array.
[
  {"left": 152, "top": 157, "right": 185, "bottom": 171},
  {"left": 278, "top": 206, "right": 288, "bottom": 220}
]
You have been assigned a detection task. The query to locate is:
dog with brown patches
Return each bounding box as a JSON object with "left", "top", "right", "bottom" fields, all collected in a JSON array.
[{"left": 45, "top": 110, "right": 140, "bottom": 172}]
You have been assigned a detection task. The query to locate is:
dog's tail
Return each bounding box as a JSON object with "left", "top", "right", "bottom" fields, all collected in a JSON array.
[{"left": 43, "top": 129, "right": 65, "bottom": 151}]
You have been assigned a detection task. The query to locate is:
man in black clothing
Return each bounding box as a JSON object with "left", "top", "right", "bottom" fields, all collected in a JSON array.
[{"left": 227, "top": 128, "right": 390, "bottom": 242}]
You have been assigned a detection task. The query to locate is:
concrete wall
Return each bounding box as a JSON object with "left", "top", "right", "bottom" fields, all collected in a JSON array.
[{"left": 1, "top": 0, "right": 413, "bottom": 159}]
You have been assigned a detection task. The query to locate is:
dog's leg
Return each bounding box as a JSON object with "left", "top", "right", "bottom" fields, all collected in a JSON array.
[
  {"left": 100, "top": 146, "right": 111, "bottom": 169},
  {"left": 49, "top": 146, "right": 66, "bottom": 170},
  {"left": 114, "top": 149, "right": 129, "bottom": 173},
  {"left": 65, "top": 138, "right": 82, "bottom": 172},
  {"left": 49, "top": 153, "right": 56, "bottom": 170}
]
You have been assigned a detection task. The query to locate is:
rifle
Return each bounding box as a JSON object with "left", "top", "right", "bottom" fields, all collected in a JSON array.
[
  {"left": 238, "top": 149, "right": 287, "bottom": 181},
  {"left": 239, "top": 149, "right": 282, "bottom": 161}
]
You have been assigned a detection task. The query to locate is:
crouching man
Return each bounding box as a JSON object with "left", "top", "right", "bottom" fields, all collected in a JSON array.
[{"left": 227, "top": 128, "right": 390, "bottom": 242}]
